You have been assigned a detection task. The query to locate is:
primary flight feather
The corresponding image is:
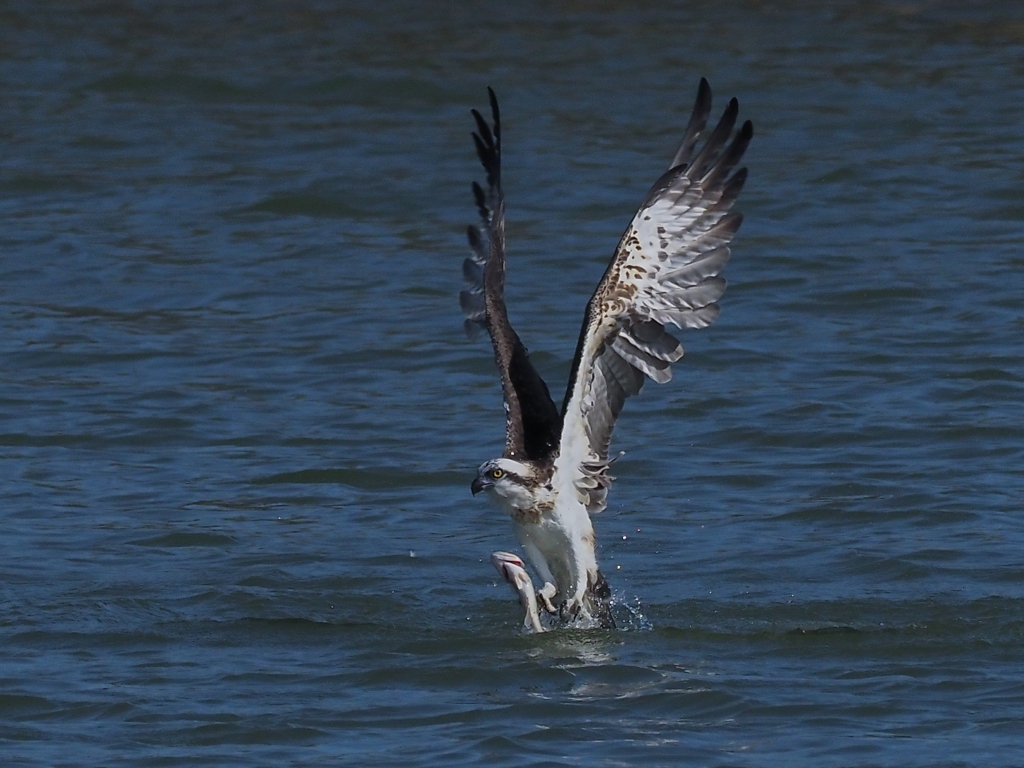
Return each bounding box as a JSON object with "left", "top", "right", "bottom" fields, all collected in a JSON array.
[{"left": 461, "top": 80, "right": 752, "bottom": 631}]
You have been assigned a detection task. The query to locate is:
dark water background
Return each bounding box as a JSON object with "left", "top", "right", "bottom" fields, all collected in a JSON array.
[{"left": 2, "top": 1, "right": 1024, "bottom": 765}]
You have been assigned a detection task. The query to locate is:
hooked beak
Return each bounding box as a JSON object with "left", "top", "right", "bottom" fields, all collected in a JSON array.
[{"left": 471, "top": 476, "right": 488, "bottom": 495}]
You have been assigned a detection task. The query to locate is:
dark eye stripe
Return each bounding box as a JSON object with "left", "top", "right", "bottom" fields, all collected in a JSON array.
[{"left": 486, "top": 467, "right": 526, "bottom": 484}]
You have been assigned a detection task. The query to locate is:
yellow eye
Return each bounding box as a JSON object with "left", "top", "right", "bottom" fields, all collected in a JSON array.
[{"left": 491, "top": 468, "right": 504, "bottom": 479}]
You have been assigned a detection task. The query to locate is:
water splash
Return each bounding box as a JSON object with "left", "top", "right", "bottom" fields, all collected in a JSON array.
[
  {"left": 503, "top": 591, "right": 653, "bottom": 634},
  {"left": 611, "top": 593, "right": 654, "bottom": 632}
]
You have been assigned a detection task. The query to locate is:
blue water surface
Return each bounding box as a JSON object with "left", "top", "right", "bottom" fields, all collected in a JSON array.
[{"left": 2, "top": 2, "right": 1024, "bottom": 766}]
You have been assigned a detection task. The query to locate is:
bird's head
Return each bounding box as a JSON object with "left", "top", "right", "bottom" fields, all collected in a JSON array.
[{"left": 471, "top": 458, "right": 540, "bottom": 510}]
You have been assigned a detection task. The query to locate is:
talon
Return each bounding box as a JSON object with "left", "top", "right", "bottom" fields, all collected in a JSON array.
[{"left": 538, "top": 582, "right": 558, "bottom": 614}]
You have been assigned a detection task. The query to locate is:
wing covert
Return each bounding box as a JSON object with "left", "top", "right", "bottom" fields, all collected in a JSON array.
[
  {"left": 459, "top": 89, "right": 562, "bottom": 463},
  {"left": 554, "top": 79, "right": 752, "bottom": 513}
]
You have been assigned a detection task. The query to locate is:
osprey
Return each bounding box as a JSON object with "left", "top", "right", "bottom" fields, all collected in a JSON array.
[{"left": 460, "top": 80, "right": 752, "bottom": 632}]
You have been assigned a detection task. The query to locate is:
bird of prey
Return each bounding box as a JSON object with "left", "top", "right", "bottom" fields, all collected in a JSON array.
[{"left": 459, "top": 80, "right": 752, "bottom": 632}]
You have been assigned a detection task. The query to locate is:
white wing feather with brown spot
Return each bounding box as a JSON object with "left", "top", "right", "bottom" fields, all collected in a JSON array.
[{"left": 553, "top": 81, "right": 753, "bottom": 514}]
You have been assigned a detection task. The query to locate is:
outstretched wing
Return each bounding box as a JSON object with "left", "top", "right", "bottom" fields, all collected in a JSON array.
[
  {"left": 553, "top": 79, "right": 752, "bottom": 513},
  {"left": 459, "top": 89, "right": 562, "bottom": 463}
]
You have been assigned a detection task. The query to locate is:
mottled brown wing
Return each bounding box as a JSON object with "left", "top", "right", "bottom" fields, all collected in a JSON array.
[
  {"left": 553, "top": 80, "right": 753, "bottom": 513},
  {"left": 459, "top": 89, "right": 562, "bottom": 463}
]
